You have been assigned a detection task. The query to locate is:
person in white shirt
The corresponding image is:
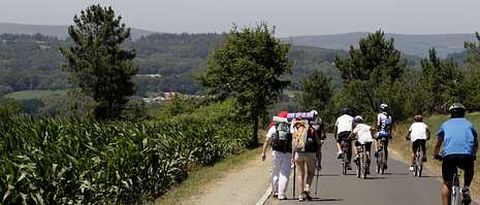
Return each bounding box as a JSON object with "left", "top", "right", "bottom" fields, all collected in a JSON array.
[
  {"left": 261, "top": 111, "right": 292, "bottom": 200},
  {"left": 350, "top": 115, "right": 374, "bottom": 173},
  {"left": 334, "top": 108, "right": 354, "bottom": 166},
  {"left": 405, "top": 114, "right": 431, "bottom": 172}
]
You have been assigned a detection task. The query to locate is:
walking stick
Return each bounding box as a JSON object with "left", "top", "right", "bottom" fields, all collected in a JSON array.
[
  {"left": 292, "top": 163, "right": 296, "bottom": 198},
  {"left": 315, "top": 166, "right": 320, "bottom": 196}
]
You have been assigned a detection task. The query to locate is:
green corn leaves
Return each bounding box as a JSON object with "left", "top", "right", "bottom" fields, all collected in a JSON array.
[{"left": 0, "top": 115, "right": 250, "bottom": 204}]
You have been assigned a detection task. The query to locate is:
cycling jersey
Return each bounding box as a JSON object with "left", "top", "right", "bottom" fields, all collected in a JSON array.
[
  {"left": 352, "top": 123, "right": 373, "bottom": 144},
  {"left": 377, "top": 112, "right": 392, "bottom": 138},
  {"left": 437, "top": 118, "right": 477, "bottom": 156},
  {"left": 335, "top": 114, "right": 353, "bottom": 134},
  {"left": 409, "top": 122, "right": 429, "bottom": 142}
]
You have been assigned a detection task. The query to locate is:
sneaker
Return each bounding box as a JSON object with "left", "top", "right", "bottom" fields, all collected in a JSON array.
[
  {"left": 462, "top": 187, "right": 472, "bottom": 204},
  {"left": 278, "top": 196, "right": 288, "bottom": 200},
  {"left": 337, "top": 151, "right": 343, "bottom": 159},
  {"left": 272, "top": 193, "right": 278, "bottom": 198},
  {"left": 304, "top": 191, "right": 313, "bottom": 201},
  {"left": 409, "top": 166, "right": 414, "bottom": 172},
  {"left": 298, "top": 194, "right": 305, "bottom": 202}
]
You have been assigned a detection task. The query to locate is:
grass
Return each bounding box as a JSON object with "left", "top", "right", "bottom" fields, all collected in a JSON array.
[
  {"left": 5, "top": 90, "right": 66, "bottom": 100},
  {"left": 151, "top": 147, "right": 262, "bottom": 205},
  {"left": 390, "top": 113, "right": 480, "bottom": 199}
]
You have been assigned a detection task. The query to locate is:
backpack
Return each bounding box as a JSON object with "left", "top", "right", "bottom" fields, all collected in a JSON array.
[
  {"left": 292, "top": 121, "right": 318, "bottom": 153},
  {"left": 270, "top": 122, "right": 292, "bottom": 153}
]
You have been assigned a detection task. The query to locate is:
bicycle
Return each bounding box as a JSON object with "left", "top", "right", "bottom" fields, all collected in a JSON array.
[
  {"left": 413, "top": 145, "right": 424, "bottom": 177},
  {"left": 354, "top": 143, "right": 368, "bottom": 179},
  {"left": 434, "top": 155, "right": 468, "bottom": 205},
  {"left": 340, "top": 138, "right": 350, "bottom": 175},
  {"left": 376, "top": 138, "right": 387, "bottom": 174}
]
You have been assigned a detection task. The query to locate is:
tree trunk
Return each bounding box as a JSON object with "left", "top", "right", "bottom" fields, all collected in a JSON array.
[{"left": 250, "top": 114, "right": 259, "bottom": 148}]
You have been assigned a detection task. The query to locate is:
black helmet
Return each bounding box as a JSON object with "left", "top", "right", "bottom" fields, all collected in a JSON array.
[
  {"left": 449, "top": 102, "right": 465, "bottom": 118},
  {"left": 340, "top": 107, "right": 350, "bottom": 115}
]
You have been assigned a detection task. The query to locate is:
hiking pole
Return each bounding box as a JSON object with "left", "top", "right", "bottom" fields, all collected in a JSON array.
[
  {"left": 292, "top": 163, "right": 296, "bottom": 198},
  {"left": 315, "top": 166, "right": 320, "bottom": 196}
]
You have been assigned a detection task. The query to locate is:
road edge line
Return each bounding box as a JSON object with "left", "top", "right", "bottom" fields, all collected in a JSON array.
[{"left": 256, "top": 186, "right": 272, "bottom": 205}]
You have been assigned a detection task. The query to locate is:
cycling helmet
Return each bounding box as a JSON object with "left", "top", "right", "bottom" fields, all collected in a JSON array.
[
  {"left": 449, "top": 103, "right": 465, "bottom": 118},
  {"left": 310, "top": 110, "right": 318, "bottom": 117},
  {"left": 340, "top": 107, "right": 350, "bottom": 115},
  {"left": 354, "top": 115, "right": 364, "bottom": 123},
  {"left": 380, "top": 103, "right": 389, "bottom": 111},
  {"left": 414, "top": 115, "right": 423, "bottom": 122}
]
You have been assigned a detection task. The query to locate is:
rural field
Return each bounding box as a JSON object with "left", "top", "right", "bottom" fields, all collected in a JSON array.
[{"left": 2, "top": 1, "right": 480, "bottom": 205}]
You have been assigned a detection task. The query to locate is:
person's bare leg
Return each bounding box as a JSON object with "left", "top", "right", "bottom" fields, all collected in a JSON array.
[{"left": 441, "top": 181, "right": 451, "bottom": 205}]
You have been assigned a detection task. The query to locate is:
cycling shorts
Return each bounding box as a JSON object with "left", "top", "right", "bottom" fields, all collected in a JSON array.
[
  {"left": 442, "top": 154, "right": 474, "bottom": 182},
  {"left": 336, "top": 131, "right": 351, "bottom": 144},
  {"left": 412, "top": 139, "right": 426, "bottom": 153},
  {"left": 355, "top": 141, "right": 372, "bottom": 153}
]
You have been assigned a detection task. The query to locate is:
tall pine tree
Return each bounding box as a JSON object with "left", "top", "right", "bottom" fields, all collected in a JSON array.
[{"left": 61, "top": 5, "right": 137, "bottom": 120}]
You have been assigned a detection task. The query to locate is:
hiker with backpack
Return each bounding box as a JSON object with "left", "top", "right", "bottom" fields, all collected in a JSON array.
[
  {"left": 261, "top": 111, "right": 292, "bottom": 200},
  {"left": 291, "top": 115, "right": 322, "bottom": 201}
]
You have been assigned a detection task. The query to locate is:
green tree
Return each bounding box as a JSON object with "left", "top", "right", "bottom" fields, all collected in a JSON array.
[
  {"left": 300, "top": 70, "right": 333, "bottom": 114},
  {"left": 60, "top": 5, "right": 137, "bottom": 120},
  {"left": 200, "top": 24, "right": 291, "bottom": 146},
  {"left": 420, "top": 48, "right": 462, "bottom": 112},
  {"left": 460, "top": 32, "right": 480, "bottom": 111},
  {"left": 334, "top": 30, "right": 405, "bottom": 115}
]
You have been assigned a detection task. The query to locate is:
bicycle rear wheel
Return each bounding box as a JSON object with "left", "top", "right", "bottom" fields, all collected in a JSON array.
[
  {"left": 342, "top": 153, "right": 348, "bottom": 175},
  {"left": 417, "top": 148, "right": 423, "bottom": 177},
  {"left": 380, "top": 146, "right": 386, "bottom": 174}
]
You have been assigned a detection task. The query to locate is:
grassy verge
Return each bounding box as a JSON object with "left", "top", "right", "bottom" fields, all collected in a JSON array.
[
  {"left": 390, "top": 113, "right": 480, "bottom": 199},
  {"left": 151, "top": 147, "right": 262, "bottom": 205}
]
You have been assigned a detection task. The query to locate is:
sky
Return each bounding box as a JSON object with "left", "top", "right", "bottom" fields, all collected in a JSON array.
[{"left": 0, "top": 0, "right": 479, "bottom": 37}]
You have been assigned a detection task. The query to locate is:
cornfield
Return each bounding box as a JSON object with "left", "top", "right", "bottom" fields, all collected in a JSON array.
[{"left": 0, "top": 114, "right": 251, "bottom": 204}]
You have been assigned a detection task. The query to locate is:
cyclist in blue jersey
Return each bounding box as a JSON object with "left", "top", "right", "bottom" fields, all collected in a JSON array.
[
  {"left": 434, "top": 103, "right": 478, "bottom": 205},
  {"left": 374, "top": 103, "right": 393, "bottom": 170}
]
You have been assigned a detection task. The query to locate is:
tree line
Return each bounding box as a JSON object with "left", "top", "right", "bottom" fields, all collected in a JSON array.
[{"left": 300, "top": 30, "right": 480, "bottom": 125}]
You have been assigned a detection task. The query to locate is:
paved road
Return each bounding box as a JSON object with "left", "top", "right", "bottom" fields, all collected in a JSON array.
[{"left": 266, "top": 134, "right": 476, "bottom": 205}]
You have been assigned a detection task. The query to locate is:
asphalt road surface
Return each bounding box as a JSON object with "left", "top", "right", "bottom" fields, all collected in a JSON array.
[{"left": 267, "top": 134, "right": 477, "bottom": 205}]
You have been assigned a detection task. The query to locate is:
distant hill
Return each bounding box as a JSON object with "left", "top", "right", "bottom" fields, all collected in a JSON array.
[
  {"left": 286, "top": 32, "right": 477, "bottom": 58},
  {"left": 0, "top": 33, "right": 344, "bottom": 96},
  {"left": 0, "top": 22, "right": 155, "bottom": 40}
]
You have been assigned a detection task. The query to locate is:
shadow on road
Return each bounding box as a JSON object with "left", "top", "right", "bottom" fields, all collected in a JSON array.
[
  {"left": 382, "top": 172, "right": 409, "bottom": 176},
  {"left": 319, "top": 173, "right": 339, "bottom": 177},
  {"left": 365, "top": 176, "right": 386, "bottom": 180}
]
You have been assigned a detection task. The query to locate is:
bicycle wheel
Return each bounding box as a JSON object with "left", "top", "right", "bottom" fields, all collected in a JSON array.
[
  {"left": 355, "top": 153, "right": 361, "bottom": 178},
  {"left": 376, "top": 150, "right": 383, "bottom": 174},
  {"left": 380, "top": 146, "right": 386, "bottom": 174},
  {"left": 451, "top": 174, "right": 460, "bottom": 205},
  {"left": 342, "top": 152, "right": 348, "bottom": 175},
  {"left": 417, "top": 147, "right": 423, "bottom": 177}
]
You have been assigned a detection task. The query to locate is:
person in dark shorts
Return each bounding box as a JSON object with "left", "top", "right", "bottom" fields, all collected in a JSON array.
[
  {"left": 334, "top": 108, "right": 353, "bottom": 168},
  {"left": 406, "top": 114, "right": 431, "bottom": 172},
  {"left": 434, "top": 103, "right": 478, "bottom": 205}
]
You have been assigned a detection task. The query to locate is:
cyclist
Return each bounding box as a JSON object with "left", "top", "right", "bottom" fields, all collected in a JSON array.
[
  {"left": 374, "top": 103, "right": 393, "bottom": 170},
  {"left": 334, "top": 107, "right": 354, "bottom": 169},
  {"left": 433, "top": 103, "right": 478, "bottom": 205},
  {"left": 405, "top": 114, "right": 431, "bottom": 172},
  {"left": 350, "top": 115, "right": 374, "bottom": 174}
]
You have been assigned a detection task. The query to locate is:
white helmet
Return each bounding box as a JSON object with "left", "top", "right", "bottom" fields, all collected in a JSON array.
[
  {"left": 354, "top": 115, "right": 364, "bottom": 123},
  {"left": 380, "top": 103, "right": 389, "bottom": 111}
]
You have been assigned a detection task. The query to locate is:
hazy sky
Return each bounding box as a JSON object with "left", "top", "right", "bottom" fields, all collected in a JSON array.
[{"left": 1, "top": 0, "right": 479, "bottom": 37}]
